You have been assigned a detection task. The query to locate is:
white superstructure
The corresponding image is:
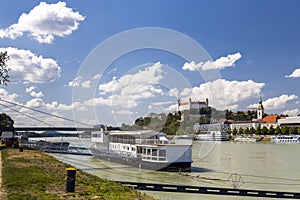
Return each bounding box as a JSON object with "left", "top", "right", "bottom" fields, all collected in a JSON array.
[{"left": 91, "top": 128, "right": 193, "bottom": 171}]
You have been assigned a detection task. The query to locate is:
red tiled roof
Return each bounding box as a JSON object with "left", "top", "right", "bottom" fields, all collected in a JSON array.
[{"left": 262, "top": 114, "right": 278, "bottom": 123}]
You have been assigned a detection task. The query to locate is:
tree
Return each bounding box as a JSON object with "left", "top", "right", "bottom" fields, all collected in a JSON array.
[
  {"left": 268, "top": 125, "right": 275, "bottom": 135},
  {"left": 289, "top": 126, "right": 297, "bottom": 135},
  {"left": 275, "top": 126, "right": 281, "bottom": 135},
  {"left": 231, "top": 127, "right": 237, "bottom": 135},
  {"left": 281, "top": 126, "right": 288, "bottom": 135},
  {"left": 238, "top": 127, "right": 243, "bottom": 135},
  {"left": 0, "top": 113, "right": 14, "bottom": 134},
  {"left": 0, "top": 51, "right": 10, "bottom": 85},
  {"left": 261, "top": 126, "right": 268, "bottom": 135},
  {"left": 249, "top": 127, "right": 256, "bottom": 135},
  {"left": 256, "top": 126, "right": 261, "bottom": 135}
]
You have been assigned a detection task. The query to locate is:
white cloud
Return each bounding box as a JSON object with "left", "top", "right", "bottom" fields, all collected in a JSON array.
[
  {"left": 30, "top": 91, "right": 43, "bottom": 98},
  {"left": 0, "top": 88, "right": 18, "bottom": 103},
  {"left": 0, "top": 47, "right": 61, "bottom": 83},
  {"left": 114, "top": 110, "right": 134, "bottom": 115},
  {"left": 0, "top": 2, "right": 85, "bottom": 43},
  {"left": 25, "top": 86, "right": 43, "bottom": 97},
  {"left": 68, "top": 76, "right": 82, "bottom": 87},
  {"left": 180, "top": 79, "right": 265, "bottom": 110},
  {"left": 282, "top": 108, "right": 300, "bottom": 116},
  {"left": 24, "top": 98, "right": 45, "bottom": 109},
  {"left": 248, "top": 94, "right": 298, "bottom": 110},
  {"left": 182, "top": 52, "right": 242, "bottom": 71},
  {"left": 285, "top": 68, "right": 300, "bottom": 78},
  {"left": 92, "top": 73, "right": 101, "bottom": 80},
  {"left": 168, "top": 88, "right": 179, "bottom": 97},
  {"left": 68, "top": 76, "right": 91, "bottom": 88},
  {"left": 97, "top": 62, "right": 164, "bottom": 108},
  {"left": 81, "top": 80, "right": 91, "bottom": 88},
  {"left": 26, "top": 86, "right": 35, "bottom": 93}
]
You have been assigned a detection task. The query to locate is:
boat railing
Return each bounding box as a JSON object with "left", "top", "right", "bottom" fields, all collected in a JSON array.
[{"left": 135, "top": 139, "right": 169, "bottom": 145}]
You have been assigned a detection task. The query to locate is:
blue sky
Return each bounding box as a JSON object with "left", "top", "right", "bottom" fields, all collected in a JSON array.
[{"left": 1, "top": 1, "right": 300, "bottom": 127}]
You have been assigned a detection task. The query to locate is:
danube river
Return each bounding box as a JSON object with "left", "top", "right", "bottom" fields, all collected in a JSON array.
[{"left": 35, "top": 137, "right": 300, "bottom": 200}]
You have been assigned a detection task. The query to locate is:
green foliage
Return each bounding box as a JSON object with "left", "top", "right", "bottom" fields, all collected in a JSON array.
[
  {"left": 134, "top": 117, "right": 151, "bottom": 127},
  {"left": 2, "top": 149, "right": 154, "bottom": 200},
  {"left": 0, "top": 51, "right": 10, "bottom": 85},
  {"left": 231, "top": 127, "right": 237, "bottom": 135},
  {"left": 281, "top": 126, "right": 289, "bottom": 135},
  {"left": 161, "top": 112, "right": 181, "bottom": 135},
  {"left": 275, "top": 126, "right": 281, "bottom": 135},
  {"left": 261, "top": 126, "right": 268, "bottom": 135},
  {"left": 268, "top": 125, "right": 275, "bottom": 135},
  {"left": 289, "top": 126, "right": 297, "bottom": 134},
  {"left": 226, "top": 110, "right": 256, "bottom": 121},
  {"left": 0, "top": 113, "right": 14, "bottom": 134}
]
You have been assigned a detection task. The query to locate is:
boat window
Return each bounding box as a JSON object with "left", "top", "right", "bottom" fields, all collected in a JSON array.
[
  {"left": 147, "top": 148, "right": 151, "bottom": 155},
  {"left": 132, "top": 147, "right": 135, "bottom": 151},
  {"left": 159, "top": 149, "right": 166, "bottom": 157},
  {"left": 152, "top": 149, "right": 157, "bottom": 156}
]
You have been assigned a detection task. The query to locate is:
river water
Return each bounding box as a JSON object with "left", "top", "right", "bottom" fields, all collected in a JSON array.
[{"left": 32, "top": 137, "right": 300, "bottom": 200}]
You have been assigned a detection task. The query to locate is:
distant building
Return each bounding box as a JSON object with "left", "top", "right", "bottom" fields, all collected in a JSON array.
[
  {"left": 278, "top": 116, "right": 300, "bottom": 127},
  {"left": 194, "top": 122, "right": 230, "bottom": 132},
  {"left": 230, "top": 121, "right": 260, "bottom": 130},
  {"left": 257, "top": 96, "right": 264, "bottom": 121},
  {"left": 262, "top": 114, "right": 278, "bottom": 123},
  {"left": 177, "top": 98, "right": 208, "bottom": 112}
]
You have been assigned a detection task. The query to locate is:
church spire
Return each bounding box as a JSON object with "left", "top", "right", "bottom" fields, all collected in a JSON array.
[{"left": 257, "top": 95, "right": 264, "bottom": 120}]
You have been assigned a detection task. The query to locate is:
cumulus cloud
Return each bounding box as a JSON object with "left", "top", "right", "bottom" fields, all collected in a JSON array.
[
  {"left": 92, "top": 73, "right": 101, "bottom": 80},
  {"left": 285, "top": 68, "right": 300, "bottom": 78},
  {"left": 30, "top": 91, "right": 43, "bottom": 98},
  {"left": 168, "top": 88, "right": 179, "bottom": 97},
  {"left": 68, "top": 76, "right": 91, "bottom": 88},
  {"left": 248, "top": 94, "right": 298, "bottom": 110},
  {"left": 0, "top": 2, "right": 85, "bottom": 43},
  {"left": 95, "top": 62, "right": 164, "bottom": 108},
  {"left": 25, "top": 86, "right": 43, "bottom": 97},
  {"left": 0, "top": 47, "right": 61, "bottom": 83},
  {"left": 182, "top": 52, "right": 242, "bottom": 71},
  {"left": 0, "top": 88, "right": 18, "bottom": 103},
  {"left": 282, "top": 108, "right": 300, "bottom": 116},
  {"left": 180, "top": 79, "right": 265, "bottom": 110},
  {"left": 26, "top": 86, "right": 35, "bottom": 93},
  {"left": 68, "top": 76, "right": 82, "bottom": 87}
]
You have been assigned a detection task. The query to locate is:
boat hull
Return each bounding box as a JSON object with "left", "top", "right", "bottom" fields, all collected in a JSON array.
[{"left": 91, "top": 149, "right": 192, "bottom": 172}]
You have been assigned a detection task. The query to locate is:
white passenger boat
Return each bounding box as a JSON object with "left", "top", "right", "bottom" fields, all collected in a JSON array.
[
  {"left": 271, "top": 135, "right": 300, "bottom": 143},
  {"left": 91, "top": 127, "right": 193, "bottom": 172},
  {"left": 234, "top": 137, "right": 256, "bottom": 143},
  {"left": 195, "top": 131, "right": 229, "bottom": 141}
]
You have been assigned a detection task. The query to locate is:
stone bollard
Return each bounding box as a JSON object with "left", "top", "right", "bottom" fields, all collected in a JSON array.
[{"left": 66, "top": 168, "right": 76, "bottom": 192}]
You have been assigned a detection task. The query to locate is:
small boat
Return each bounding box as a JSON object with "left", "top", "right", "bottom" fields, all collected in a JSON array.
[
  {"left": 271, "top": 135, "right": 300, "bottom": 143},
  {"left": 234, "top": 137, "right": 256, "bottom": 143},
  {"left": 91, "top": 127, "right": 193, "bottom": 172}
]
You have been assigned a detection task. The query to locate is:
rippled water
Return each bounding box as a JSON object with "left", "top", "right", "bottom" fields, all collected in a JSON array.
[{"left": 38, "top": 137, "right": 300, "bottom": 200}]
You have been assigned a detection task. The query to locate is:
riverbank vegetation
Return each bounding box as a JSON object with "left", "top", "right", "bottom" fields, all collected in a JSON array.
[{"left": 1, "top": 148, "right": 154, "bottom": 200}]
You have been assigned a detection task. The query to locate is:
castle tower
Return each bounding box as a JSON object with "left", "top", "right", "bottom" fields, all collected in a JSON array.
[{"left": 257, "top": 96, "right": 264, "bottom": 120}]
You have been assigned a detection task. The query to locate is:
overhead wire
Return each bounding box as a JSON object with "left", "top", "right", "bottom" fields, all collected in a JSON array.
[
  {"left": 0, "top": 102, "right": 54, "bottom": 127},
  {"left": 0, "top": 98, "right": 92, "bottom": 127}
]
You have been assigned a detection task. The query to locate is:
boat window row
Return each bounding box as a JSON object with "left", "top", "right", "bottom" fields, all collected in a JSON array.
[
  {"left": 140, "top": 147, "right": 166, "bottom": 161},
  {"left": 110, "top": 143, "right": 136, "bottom": 152}
]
